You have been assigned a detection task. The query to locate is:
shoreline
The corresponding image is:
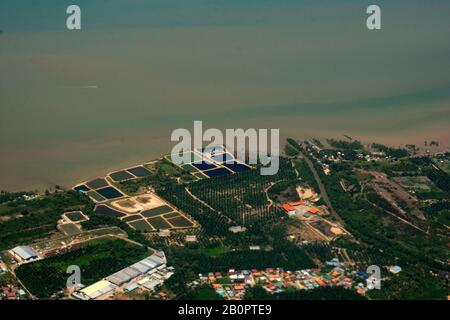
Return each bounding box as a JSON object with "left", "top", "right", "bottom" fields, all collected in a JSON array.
[{"left": 1, "top": 135, "right": 449, "bottom": 193}]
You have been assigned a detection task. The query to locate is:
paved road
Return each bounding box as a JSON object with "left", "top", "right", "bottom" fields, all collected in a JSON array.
[{"left": 299, "top": 151, "right": 346, "bottom": 227}]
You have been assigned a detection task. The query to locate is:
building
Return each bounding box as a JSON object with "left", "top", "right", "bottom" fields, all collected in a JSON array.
[
  {"left": 282, "top": 204, "right": 296, "bottom": 215},
  {"left": 73, "top": 251, "right": 171, "bottom": 300},
  {"left": 308, "top": 207, "right": 320, "bottom": 215},
  {"left": 288, "top": 201, "right": 305, "bottom": 206},
  {"left": 229, "top": 226, "right": 247, "bottom": 233},
  {"left": 10, "top": 246, "right": 38, "bottom": 262},
  {"left": 74, "top": 280, "right": 117, "bottom": 300},
  {"left": 107, "top": 267, "right": 142, "bottom": 286},
  {"left": 185, "top": 235, "right": 197, "bottom": 242},
  {"left": 389, "top": 265, "right": 402, "bottom": 274}
]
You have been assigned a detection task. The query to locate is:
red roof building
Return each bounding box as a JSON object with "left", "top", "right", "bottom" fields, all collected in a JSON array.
[
  {"left": 308, "top": 207, "right": 320, "bottom": 214},
  {"left": 282, "top": 204, "right": 296, "bottom": 211},
  {"left": 288, "top": 201, "right": 305, "bottom": 206}
]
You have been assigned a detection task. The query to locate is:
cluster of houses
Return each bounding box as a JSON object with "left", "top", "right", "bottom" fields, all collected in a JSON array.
[
  {"left": 1, "top": 284, "right": 27, "bottom": 300},
  {"left": 282, "top": 201, "right": 325, "bottom": 218},
  {"left": 191, "top": 258, "right": 386, "bottom": 300}
]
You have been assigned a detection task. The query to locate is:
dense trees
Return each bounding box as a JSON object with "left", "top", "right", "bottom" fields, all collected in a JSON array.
[
  {"left": 158, "top": 158, "right": 297, "bottom": 235},
  {"left": 294, "top": 158, "right": 320, "bottom": 194},
  {"left": 302, "top": 243, "right": 335, "bottom": 263},
  {"left": 371, "top": 143, "right": 409, "bottom": 158},
  {"left": 0, "top": 191, "right": 33, "bottom": 204},
  {"left": 427, "top": 169, "right": 450, "bottom": 194},
  {"left": 245, "top": 286, "right": 366, "bottom": 300},
  {"left": 0, "top": 191, "right": 91, "bottom": 250},
  {"left": 368, "top": 267, "right": 448, "bottom": 300}
]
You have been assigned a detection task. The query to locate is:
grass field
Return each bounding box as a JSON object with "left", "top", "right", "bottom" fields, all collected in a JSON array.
[
  {"left": 393, "top": 176, "right": 445, "bottom": 199},
  {"left": 200, "top": 246, "right": 230, "bottom": 257},
  {"left": 394, "top": 176, "right": 434, "bottom": 191}
]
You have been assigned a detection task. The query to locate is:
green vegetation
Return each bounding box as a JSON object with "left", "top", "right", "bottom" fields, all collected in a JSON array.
[
  {"left": 296, "top": 141, "right": 449, "bottom": 299},
  {"left": 427, "top": 169, "right": 450, "bottom": 195},
  {"left": 165, "top": 239, "right": 315, "bottom": 298},
  {"left": 185, "top": 285, "right": 221, "bottom": 300},
  {"left": 158, "top": 158, "right": 296, "bottom": 235},
  {"left": 82, "top": 212, "right": 148, "bottom": 245},
  {"left": 0, "top": 191, "right": 92, "bottom": 250},
  {"left": 267, "top": 180, "right": 300, "bottom": 203},
  {"left": 286, "top": 138, "right": 302, "bottom": 152},
  {"left": 284, "top": 143, "right": 299, "bottom": 156},
  {"left": 302, "top": 243, "right": 335, "bottom": 263},
  {"left": 16, "top": 238, "right": 149, "bottom": 298},
  {"left": 0, "top": 271, "right": 16, "bottom": 287},
  {"left": 368, "top": 267, "right": 448, "bottom": 300},
  {"left": 318, "top": 160, "right": 446, "bottom": 268},
  {"left": 327, "top": 139, "right": 363, "bottom": 151},
  {"left": 200, "top": 246, "right": 230, "bottom": 257},
  {"left": 0, "top": 191, "right": 33, "bottom": 204},
  {"left": 193, "top": 240, "right": 313, "bottom": 272},
  {"left": 118, "top": 159, "right": 181, "bottom": 194},
  {"left": 245, "top": 286, "right": 366, "bottom": 300},
  {"left": 293, "top": 158, "right": 320, "bottom": 194},
  {"left": 371, "top": 143, "right": 409, "bottom": 158}
]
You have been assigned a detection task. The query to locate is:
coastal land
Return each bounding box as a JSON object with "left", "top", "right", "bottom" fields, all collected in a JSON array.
[{"left": 1, "top": 137, "right": 448, "bottom": 300}]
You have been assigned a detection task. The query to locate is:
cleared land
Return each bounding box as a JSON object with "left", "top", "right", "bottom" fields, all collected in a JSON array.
[{"left": 59, "top": 223, "right": 81, "bottom": 236}]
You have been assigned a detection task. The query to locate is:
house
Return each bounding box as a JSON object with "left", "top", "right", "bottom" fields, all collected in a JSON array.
[
  {"left": 125, "top": 283, "right": 139, "bottom": 292},
  {"left": 6, "top": 292, "right": 16, "bottom": 299},
  {"left": 185, "top": 235, "right": 197, "bottom": 242},
  {"left": 229, "top": 226, "right": 247, "bottom": 233},
  {"left": 389, "top": 265, "right": 402, "bottom": 274},
  {"left": 308, "top": 207, "right": 320, "bottom": 214},
  {"left": 282, "top": 204, "right": 296, "bottom": 215}
]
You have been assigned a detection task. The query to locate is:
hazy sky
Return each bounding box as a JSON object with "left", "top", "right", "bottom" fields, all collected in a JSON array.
[{"left": 1, "top": 1, "right": 450, "bottom": 190}]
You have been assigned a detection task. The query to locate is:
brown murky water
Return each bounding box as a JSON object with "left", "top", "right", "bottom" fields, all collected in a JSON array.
[{"left": 1, "top": 1, "right": 450, "bottom": 191}]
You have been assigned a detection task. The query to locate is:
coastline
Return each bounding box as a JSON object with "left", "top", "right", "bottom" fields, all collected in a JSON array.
[{"left": 1, "top": 134, "right": 449, "bottom": 193}]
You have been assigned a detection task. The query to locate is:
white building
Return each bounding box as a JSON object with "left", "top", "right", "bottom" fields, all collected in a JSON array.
[{"left": 10, "top": 246, "right": 38, "bottom": 262}]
